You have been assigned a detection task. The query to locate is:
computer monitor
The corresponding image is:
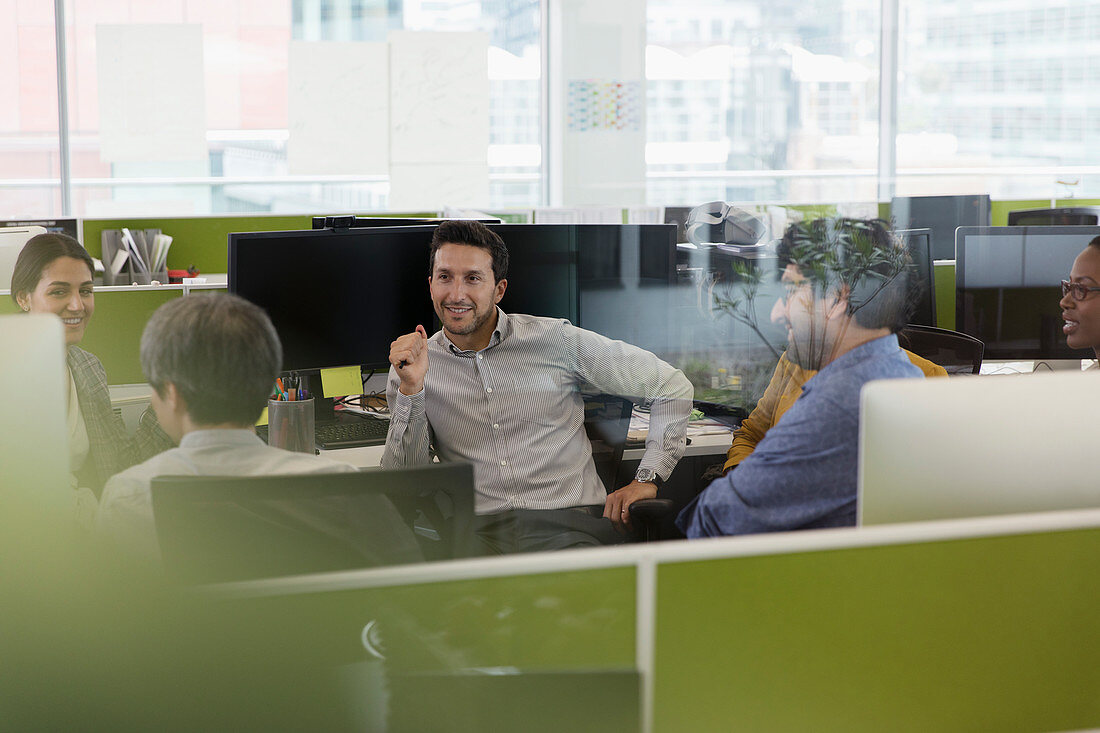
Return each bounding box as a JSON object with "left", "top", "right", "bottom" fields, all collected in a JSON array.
[
  {"left": 230, "top": 223, "right": 675, "bottom": 378},
  {"left": 228, "top": 225, "right": 438, "bottom": 374},
  {"left": 891, "top": 194, "right": 991, "bottom": 260},
  {"left": 310, "top": 215, "right": 502, "bottom": 230},
  {"left": 490, "top": 224, "right": 578, "bottom": 323},
  {"left": 1007, "top": 207, "right": 1100, "bottom": 227},
  {"left": 859, "top": 371, "right": 1100, "bottom": 525},
  {"left": 0, "top": 225, "right": 47, "bottom": 289},
  {"left": 575, "top": 224, "right": 676, "bottom": 356},
  {"left": 1, "top": 218, "right": 79, "bottom": 241},
  {"left": 663, "top": 206, "right": 693, "bottom": 244},
  {"left": 955, "top": 225, "right": 1100, "bottom": 361},
  {"left": 896, "top": 228, "right": 937, "bottom": 327}
]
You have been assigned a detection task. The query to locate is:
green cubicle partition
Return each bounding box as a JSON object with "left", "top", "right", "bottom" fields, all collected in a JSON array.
[
  {"left": 0, "top": 289, "right": 199, "bottom": 384},
  {"left": 222, "top": 510, "right": 1100, "bottom": 733},
  {"left": 82, "top": 215, "right": 314, "bottom": 275},
  {"left": 933, "top": 261, "right": 955, "bottom": 330},
  {"left": 654, "top": 522, "right": 1100, "bottom": 731}
]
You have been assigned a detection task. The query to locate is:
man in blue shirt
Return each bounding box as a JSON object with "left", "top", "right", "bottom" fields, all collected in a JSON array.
[{"left": 678, "top": 218, "right": 922, "bottom": 537}]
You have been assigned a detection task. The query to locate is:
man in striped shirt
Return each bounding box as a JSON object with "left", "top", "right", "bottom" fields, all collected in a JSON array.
[{"left": 382, "top": 220, "right": 693, "bottom": 554}]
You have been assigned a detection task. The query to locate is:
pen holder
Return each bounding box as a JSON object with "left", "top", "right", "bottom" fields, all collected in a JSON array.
[{"left": 267, "top": 398, "right": 315, "bottom": 454}]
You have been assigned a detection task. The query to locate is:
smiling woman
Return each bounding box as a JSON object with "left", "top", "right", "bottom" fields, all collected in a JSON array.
[
  {"left": 1059, "top": 236, "right": 1100, "bottom": 361},
  {"left": 10, "top": 234, "right": 173, "bottom": 501}
]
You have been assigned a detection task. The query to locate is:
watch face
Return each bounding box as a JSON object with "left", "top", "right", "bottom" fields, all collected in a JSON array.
[{"left": 635, "top": 468, "right": 655, "bottom": 483}]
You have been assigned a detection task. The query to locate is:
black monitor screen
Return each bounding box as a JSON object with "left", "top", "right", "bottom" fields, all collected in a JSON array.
[
  {"left": 892, "top": 194, "right": 991, "bottom": 260},
  {"left": 489, "top": 224, "right": 577, "bottom": 322},
  {"left": 230, "top": 223, "right": 675, "bottom": 372},
  {"left": 1007, "top": 208, "right": 1100, "bottom": 227},
  {"left": 228, "top": 226, "right": 437, "bottom": 372},
  {"left": 576, "top": 224, "right": 676, "bottom": 355},
  {"left": 897, "top": 228, "right": 937, "bottom": 327},
  {"left": 956, "top": 225, "right": 1100, "bottom": 360}
]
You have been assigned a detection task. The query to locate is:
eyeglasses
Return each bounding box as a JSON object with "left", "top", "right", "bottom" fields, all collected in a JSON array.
[{"left": 1061, "top": 280, "right": 1100, "bottom": 301}]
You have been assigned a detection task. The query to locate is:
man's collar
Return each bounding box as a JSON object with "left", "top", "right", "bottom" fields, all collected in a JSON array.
[
  {"left": 820, "top": 332, "right": 899, "bottom": 374},
  {"left": 800, "top": 333, "right": 900, "bottom": 394},
  {"left": 179, "top": 428, "right": 263, "bottom": 448}
]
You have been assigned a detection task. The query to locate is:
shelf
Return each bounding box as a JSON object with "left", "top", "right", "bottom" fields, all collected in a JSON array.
[{"left": 0, "top": 273, "right": 227, "bottom": 296}]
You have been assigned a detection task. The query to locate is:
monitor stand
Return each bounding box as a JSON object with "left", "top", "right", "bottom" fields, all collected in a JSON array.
[{"left": 313, "top": 395, "right": 358, "bottom": 425}]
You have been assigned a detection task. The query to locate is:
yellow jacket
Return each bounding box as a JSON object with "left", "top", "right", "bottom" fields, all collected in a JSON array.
[{"left": 722, "top": 348, "right": 947, "bottom": 473}]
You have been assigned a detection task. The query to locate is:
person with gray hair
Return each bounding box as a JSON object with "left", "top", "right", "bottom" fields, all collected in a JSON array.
[{"left": 97, "top": 294, "right": 418, "bottom": 566}]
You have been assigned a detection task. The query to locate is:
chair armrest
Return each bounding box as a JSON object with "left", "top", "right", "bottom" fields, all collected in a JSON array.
[{"left": 628, "top": 498, "right": 675, "bottom": 524}]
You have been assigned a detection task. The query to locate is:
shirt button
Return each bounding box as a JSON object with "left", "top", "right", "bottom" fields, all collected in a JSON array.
[
  {"left": 500, "top": 460, "right": 507, "bottom": 466},
  {"left": 486, "top": 387, "right": 493, "bottom": 393},
  {"left": 493, "top": 423, "right": 499, "bottom": 429},
  {"left": 477, "top": 354, "right": 483, "bottom": 360}
]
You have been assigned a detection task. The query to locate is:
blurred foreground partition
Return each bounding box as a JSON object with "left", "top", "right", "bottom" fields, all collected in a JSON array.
[{"left": 216, "top": 509, "right": 1100, "bottom": 732}]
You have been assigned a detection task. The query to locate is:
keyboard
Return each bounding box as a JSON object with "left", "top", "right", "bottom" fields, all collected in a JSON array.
[
  {"left": 256, "top": 417, "right": 390, "bottom": 449},
  {"left": 315, "top": 418, "right": 390, "bottom": 449}
]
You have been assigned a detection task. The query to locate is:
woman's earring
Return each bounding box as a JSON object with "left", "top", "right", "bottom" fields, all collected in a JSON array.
[{"left": 21, "top": 305, "right": 29, "bottom": 312}]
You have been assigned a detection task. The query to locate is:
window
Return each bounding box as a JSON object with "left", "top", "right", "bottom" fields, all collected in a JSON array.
[
  {"left": 646, "top": 0, "right": 880, "bottom": 205},
  {"left": 2, "top": 0, "right": 540, "bottom": 218}
]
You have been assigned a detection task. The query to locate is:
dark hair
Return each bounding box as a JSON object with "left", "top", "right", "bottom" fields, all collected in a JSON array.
[
  {"left": 1089, "top": 235, "right": 1100, "bottom": 249},
  {"left": 10, "top": 233, "right": 95, "bottom": 305},
  {"left": 428, "top": 220, "right": 509, "bottom": 282},
  {"left": 140, "top": 293, "right": 282, "bottom": 427},
  {"left": 776, "top": 217, "right": 910, "bottom": 331}
]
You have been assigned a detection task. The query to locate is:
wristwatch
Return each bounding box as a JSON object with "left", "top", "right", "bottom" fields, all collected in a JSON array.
[{"left": 634, "top": 467, "right": 660, "bottom": 486}]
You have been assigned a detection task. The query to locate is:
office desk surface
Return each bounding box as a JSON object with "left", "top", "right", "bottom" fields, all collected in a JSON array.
[{"left": 320, "top": 431, "right": 732, "bottom": 468}]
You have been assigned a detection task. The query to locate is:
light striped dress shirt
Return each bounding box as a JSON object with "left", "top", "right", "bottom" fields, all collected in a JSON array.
[{"left": 382, "top": 310, "right": 693, "bottom": 514}]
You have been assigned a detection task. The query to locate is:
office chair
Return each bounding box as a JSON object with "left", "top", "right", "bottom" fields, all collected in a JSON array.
[
  {"left": 582, "top": 393, "right": 674, "bottom": 541},
  {"left": 1006, "top": 207, "right": 1100, "bottom": 227},
  {"left": 151, "top": 463, "right": 476, "bottom": 583},
  {"left": 898, "top": 324, "right": 984, "bottom": 375}
]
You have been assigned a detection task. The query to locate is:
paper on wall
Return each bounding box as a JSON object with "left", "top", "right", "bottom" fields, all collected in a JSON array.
[
  {"left": 95, "top": 24, "right": 207, "bottom": 163},
  {"left": 288, "top": 41, "right": 390, "bottom": 175},
  {"left": 388, "top": 31, "right": 489, "bottom": 166}
]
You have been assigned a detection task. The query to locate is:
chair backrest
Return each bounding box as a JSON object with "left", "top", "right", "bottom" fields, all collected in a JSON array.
[
  {"left": 1007, "top": 206, "right": 1100, "bottom": 227},
  {"left": 898, "top": 324, "right": 984, "bottom": 375},
  {"left": 582, "top": 393, "right": 633, "bottom": 494},
  {"left": 151, "top": 462, "right": 475, "bottom": 584}
]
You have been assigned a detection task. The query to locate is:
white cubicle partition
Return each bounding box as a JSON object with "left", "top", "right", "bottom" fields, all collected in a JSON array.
[
  {"left": 859, "top": 371, "right": 1100, "bottom": 525},
  {"left": 0, "top": 314, "right": 70, "bottom": 518}
]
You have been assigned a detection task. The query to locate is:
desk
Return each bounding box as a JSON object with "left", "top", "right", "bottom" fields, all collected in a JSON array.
[
  {"left": 322, "top": 429, "right": 731, "bottom": 540},
  {"left": 320, "top": 430, "right": 732, "bottom": 469}
]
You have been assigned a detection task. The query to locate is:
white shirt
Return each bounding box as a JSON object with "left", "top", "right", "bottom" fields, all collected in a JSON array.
[
  {"left": 382, "top": 310, "right": 693, "bottom": 514},
  {"left": 97, "top": 429, "right": 357, "bottom": 560}
]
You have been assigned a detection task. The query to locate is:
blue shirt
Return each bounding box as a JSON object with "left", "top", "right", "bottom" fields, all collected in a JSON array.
[{"left": 677, "top": 334, "right": 922, "bottom": 537}]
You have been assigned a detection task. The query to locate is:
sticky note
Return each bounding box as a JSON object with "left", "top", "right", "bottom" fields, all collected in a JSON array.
[
  {"left": 320, "top": 366, "right": 363, "bottom": 397},
  {"left": 256, "top": 406, "right": 269, "bottom": 427}
]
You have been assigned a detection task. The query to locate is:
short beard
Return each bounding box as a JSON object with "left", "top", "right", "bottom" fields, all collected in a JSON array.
[
  {"left": 785, "top": 322, "right": 840, "bottom": 372},
  {"left": 438, "top": 303, "right": 494, "bottom": 338}
]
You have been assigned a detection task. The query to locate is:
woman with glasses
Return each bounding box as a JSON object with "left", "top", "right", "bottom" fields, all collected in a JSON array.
[
  {"left": 1060, "top": 235, "right": 1100, "bottom": 360},
  {"left": 10, "top": 233, "right": 173, "bottom": 506}
]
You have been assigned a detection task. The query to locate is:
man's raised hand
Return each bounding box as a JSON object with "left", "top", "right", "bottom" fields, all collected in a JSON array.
[{"left": 390, "top": 324, "right": 428, "bottom": 395}]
